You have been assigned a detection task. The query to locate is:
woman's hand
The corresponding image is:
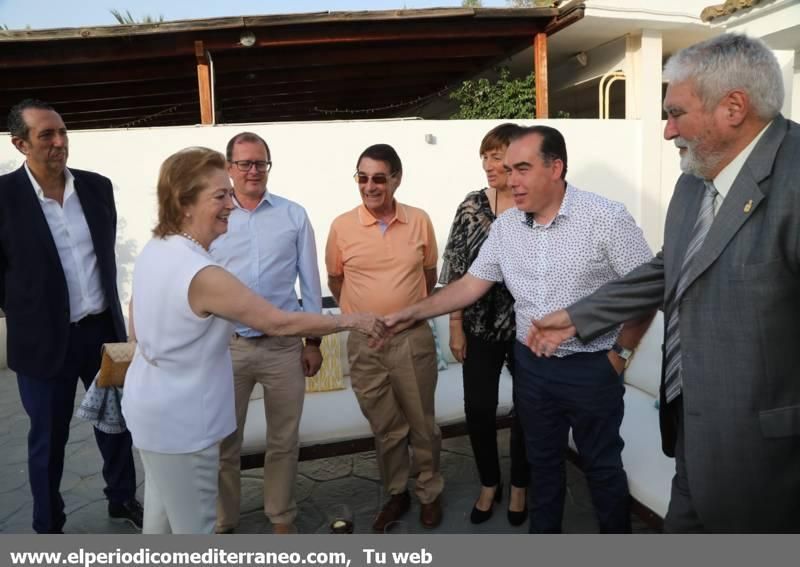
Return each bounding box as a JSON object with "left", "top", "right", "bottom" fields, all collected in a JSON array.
[{"left": 449, "top": 320, "right": 467, "bottom": 363}]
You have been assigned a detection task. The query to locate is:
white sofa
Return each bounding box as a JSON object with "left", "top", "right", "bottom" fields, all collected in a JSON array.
[
  {"left": 615, "top": 312, "right": 674, "bottom": 519},
  {"left": 0, "top": 316, "right": 6, "bottom": 370},
  {"left": 235, "top": 311, "right": 676, "bottom": 522},
  {"left": 240, "top": 313, "right": 515, "bottom": 457}
]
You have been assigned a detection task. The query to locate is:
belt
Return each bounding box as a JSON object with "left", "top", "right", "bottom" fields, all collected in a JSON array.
[
  {"left": 233, "top": 332, "right": 270, "bottom": 340},
  {"left": 69, "top": 310, "right": 109, "bottom": 327}
]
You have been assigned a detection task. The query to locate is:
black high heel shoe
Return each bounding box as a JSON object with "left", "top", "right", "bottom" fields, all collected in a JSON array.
[
  {"left": 470, "top": 482, "right": 503, "bottom": 524},
  {"left": 507, "top": 486, "right": 528, "bottom": 526}
]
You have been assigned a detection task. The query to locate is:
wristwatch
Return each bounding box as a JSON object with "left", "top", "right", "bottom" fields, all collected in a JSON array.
[
  {"left": 611, "top": 342, "right": 634, "bottom": 369},
  {"left": 305, "top": 337, "right": 322, "bottom": 347}
]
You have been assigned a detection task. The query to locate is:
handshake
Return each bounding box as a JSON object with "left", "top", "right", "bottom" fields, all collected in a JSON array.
[{"left": 338, "top": 308, "right": 428, "bottom": 349}]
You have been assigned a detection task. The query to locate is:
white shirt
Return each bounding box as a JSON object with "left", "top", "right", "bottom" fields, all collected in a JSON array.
[
  {"left": 469, "top": 184, "right": 654, "bottom": 353},
  {"left": 25, "top": 164, "right": 106, "bottom": 321},
  {"left": 711, "top": 121, "right": 771, "bottom": 215},
  {"left": 122, "top": 236, "right": 236, "bottom": 454}
]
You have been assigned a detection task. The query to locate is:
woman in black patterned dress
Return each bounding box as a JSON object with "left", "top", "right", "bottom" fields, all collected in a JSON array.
[{"left": 440, "top": 124, "right": 529, "bottom": 526}]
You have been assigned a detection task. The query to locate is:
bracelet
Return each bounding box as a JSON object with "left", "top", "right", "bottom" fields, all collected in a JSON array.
[{"left": 305, "top": 337, "right": 322, "bottom": 347}]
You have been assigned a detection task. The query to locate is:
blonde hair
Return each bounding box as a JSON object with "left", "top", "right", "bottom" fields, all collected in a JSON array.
[{"left": 152, "top": 147, "right": 227, "bottom": 238}]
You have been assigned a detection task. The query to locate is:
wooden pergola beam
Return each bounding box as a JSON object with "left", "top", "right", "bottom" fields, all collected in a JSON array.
[
  {"left": 534, "top": 31, "right": 548, "bottom": 119},
  {"left": 195, "top": 40, "right": 213, "bottom": 125},
  {"left": 0, "top": 20, "right": 560, "bottom": 69}
]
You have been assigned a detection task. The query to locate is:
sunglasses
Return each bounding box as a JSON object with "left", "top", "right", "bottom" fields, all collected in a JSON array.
[{"left": 354, "top": 172, "right": 397, "bottom": 185}]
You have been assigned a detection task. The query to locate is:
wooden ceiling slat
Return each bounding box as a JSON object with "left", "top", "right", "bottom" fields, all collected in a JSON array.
[
  {"left": 0, "top": 81, "right": 198, "bottom": 107},
  {"left": 213, "top": 40, "right": 515, "bottom": 73},
  {"left": 214, "top": 59, "right": 479, "bottom": 87},
  {"left": 0, "top": 38, "right": 514, "bottom": 91},
  {"left": 0, "top": 60, "right": 477, "bottom": 108},
  {"left": 0, "top": 58, "right": 195, "bottom": 90}
]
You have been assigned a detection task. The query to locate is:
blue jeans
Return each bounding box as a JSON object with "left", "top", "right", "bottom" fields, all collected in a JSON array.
[{"left": 513, "top": 342, "right": 631, "bottom": 533}]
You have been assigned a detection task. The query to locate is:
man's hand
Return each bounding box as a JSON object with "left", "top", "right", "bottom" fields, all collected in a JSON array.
[
  {"left": 607, "top": 351, "right": 625, "bottom": 375},
  {"left": 449, "top": 321, "right": 467, "bottom": 363},
  {"left": 527, "top": 309, "right": 577, "bottom": 356},
  {"left": 302, "top": 344, "right": 323, "bottom": 377},
  {"left": 383, "top": 308, "right": 418, "bottom": 334}
]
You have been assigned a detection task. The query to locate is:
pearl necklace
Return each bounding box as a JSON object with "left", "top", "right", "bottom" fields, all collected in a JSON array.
[{"left": 180, "top": 232, "right": 209, "bottom": 252}]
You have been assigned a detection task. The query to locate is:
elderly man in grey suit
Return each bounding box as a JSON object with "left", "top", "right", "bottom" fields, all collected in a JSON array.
[{"left": 528, "top": 33, "right": 800, "bottom": 532}]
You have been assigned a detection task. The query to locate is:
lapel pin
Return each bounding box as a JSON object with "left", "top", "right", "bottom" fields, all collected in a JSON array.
[{"left": 743, "top": 200, "right": 753, "bottom": 213}]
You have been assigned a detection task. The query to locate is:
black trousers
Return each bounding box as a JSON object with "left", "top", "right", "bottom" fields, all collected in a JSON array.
[
  {"left": 514, "top": 342, "right": 631, "bottom": 534},
  {"left": 16, "top": 311, "right": 137, "bottom": 534},
  {"left": 462, "top": 332, "right": 529, "bottom": 489}
]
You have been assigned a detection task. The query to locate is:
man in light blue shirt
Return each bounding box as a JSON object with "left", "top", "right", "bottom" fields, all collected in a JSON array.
[{"left": 211, "top": 132, "right": 323, "bottom": 534}]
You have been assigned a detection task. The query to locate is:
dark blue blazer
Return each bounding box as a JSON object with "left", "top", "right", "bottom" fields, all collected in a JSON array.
[{"left": 0, "top": 165, "right": 126, "bottom": 378}]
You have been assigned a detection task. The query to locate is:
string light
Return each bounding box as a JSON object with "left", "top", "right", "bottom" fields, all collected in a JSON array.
[
  {"left": 115, "top": 104, "right": 180, "bottom": 128},
  {"left": 110, "top": 82, "right": 451, "bottom": 127},
  {"left": 314, "top": 85, "right": 451, "bottom": 116}
]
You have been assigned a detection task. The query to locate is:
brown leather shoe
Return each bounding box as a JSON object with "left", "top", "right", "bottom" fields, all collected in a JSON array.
[
  {"left": 372, "top": 491, "right": 411, "bottom": 532},
  {"left": 272, "top": 523, "right": 296, "bottom": 534},
  {"left": 420, "top": 497, "right": 442, "bottom": 529}
]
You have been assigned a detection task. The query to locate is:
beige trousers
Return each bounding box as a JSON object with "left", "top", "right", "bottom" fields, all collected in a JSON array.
[
  {"left": 348, "top": 323, "right": 443, "bottom": 504},
  {"left": 216, "top": 335, "right": 305, "bottom": 529}
]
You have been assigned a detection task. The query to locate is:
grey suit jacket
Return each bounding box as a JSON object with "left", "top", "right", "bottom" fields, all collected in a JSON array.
[{"left": 568, "top": 115, "right": 800, "bottom": 532}]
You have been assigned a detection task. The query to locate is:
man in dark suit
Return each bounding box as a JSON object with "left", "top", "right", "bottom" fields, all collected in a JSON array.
[
  {"left": 529, "top": 34, "right": 800, "bottom": 532},
  {"left": 0, "top": 99, "right": 142, "bottom": 533}
]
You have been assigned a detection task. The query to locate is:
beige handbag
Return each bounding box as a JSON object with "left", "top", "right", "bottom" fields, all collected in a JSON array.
[{"left": 96, "top": 342, "right": 136, "bottom": 388}]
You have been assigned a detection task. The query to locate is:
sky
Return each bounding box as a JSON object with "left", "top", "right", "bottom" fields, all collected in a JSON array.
[{"left": 0, "top": 0, "right": 509, "bottom": 30}]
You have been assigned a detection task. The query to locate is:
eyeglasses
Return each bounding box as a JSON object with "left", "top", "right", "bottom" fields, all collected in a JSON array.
[
  {"left": 231, "top": 160, "right": 272, "bottom": 173},
  {"left": 354, "top": 172, "right": 396, "bottom": 185}
]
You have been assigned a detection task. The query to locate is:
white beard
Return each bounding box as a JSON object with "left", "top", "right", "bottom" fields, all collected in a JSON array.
[{"left": 676, "top": 137, "right": 724, "bottom": 180}]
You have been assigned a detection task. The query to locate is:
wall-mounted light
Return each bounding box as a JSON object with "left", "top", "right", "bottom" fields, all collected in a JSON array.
[
  {"left": 240, "top": 31, "right": 256, "bottom": 47},
  {"left": 575, "top": 51, "right": 588, "bottom": 67}
]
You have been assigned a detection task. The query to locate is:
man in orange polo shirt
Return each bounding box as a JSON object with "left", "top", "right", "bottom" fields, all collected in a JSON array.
[{"left": 326, "top": 143, "right": 442, "bottom": 531}]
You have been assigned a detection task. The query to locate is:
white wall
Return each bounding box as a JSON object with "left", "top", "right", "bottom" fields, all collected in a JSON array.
[{"left": 0, "top": 119, "right": 680, "bottom": 313}]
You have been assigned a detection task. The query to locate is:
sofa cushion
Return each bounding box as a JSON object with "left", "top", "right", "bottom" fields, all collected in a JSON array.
[
  {"left": 624, "top": 311, "right": 663, "bottom": 399},
  {"left": 322, "top": 308, "right": 351, "bottom": 377},
  {"left": 248, "top": 330, "right": 350, "bottom": 401},
  {"left": 428, "top": 320, "right": 450, "bottom": 371},
  {"left": 0, "top": 317, "right": 7, "bottom": 370},
  {"left": 619, "top": 385, "right": 674, "bottom": 518},
  {"left": 305, "top": 333, "right": 347, "bottom": 392},
  {"left": 432, "top": 314, "right": 458, "bottom": 364}
]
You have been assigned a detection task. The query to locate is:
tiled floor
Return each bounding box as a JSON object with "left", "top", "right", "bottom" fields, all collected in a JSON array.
[{"left": 0, "top": 368, "right": 658, "bottom": 534}]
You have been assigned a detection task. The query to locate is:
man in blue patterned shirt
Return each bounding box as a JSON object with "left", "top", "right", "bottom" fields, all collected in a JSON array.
[{"left": 386, "top": 125, "right": 654, "bottom": 533}]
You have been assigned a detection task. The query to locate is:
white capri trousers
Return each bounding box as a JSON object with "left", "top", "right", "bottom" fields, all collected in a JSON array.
[{"left": 139, "top": 443, "right": 219, "bottom": 534}]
